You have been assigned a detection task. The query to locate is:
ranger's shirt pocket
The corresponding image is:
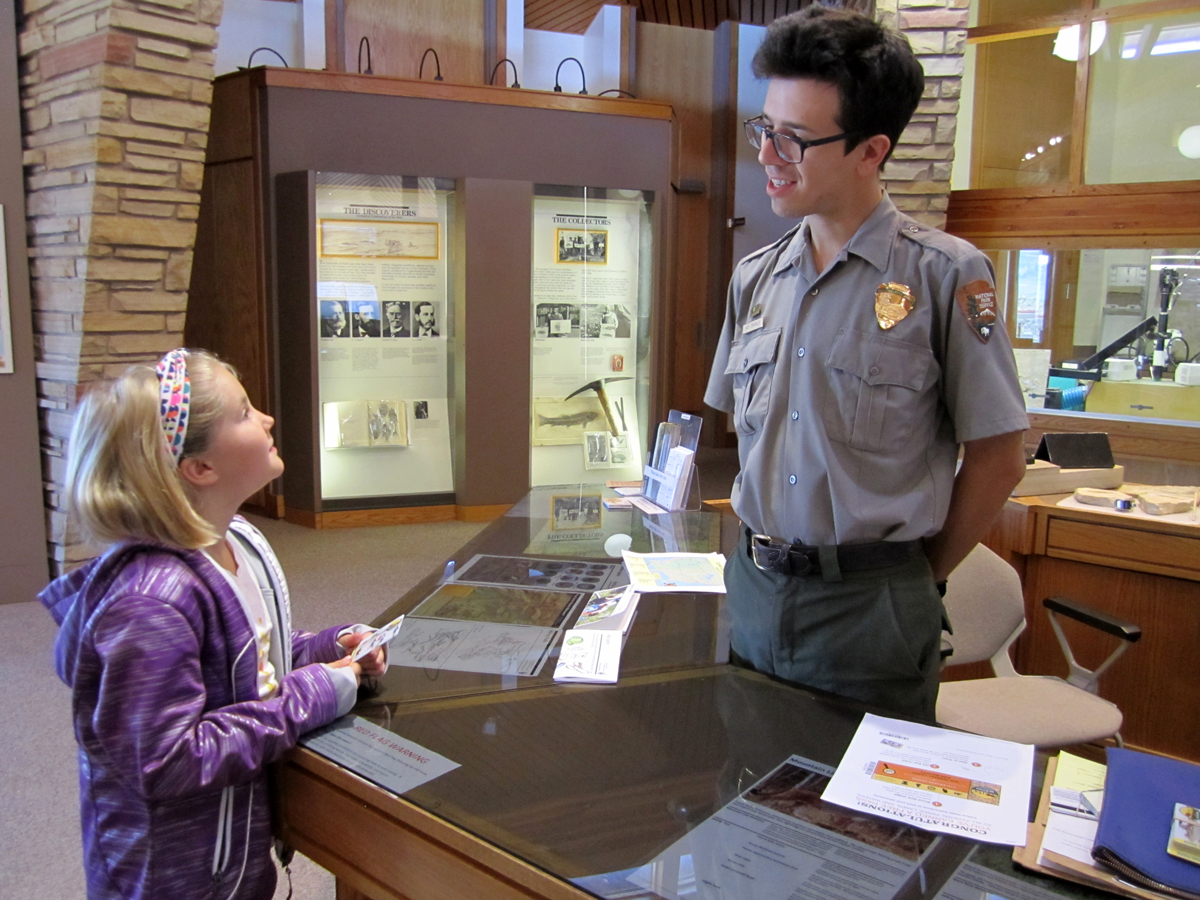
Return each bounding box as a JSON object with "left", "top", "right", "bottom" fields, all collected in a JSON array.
[
  {"left": 822, "top": 329, "right": 937, "bottom": 452},
  {"left": 725, "top": 328, "right": 781, "bottom": 436}
]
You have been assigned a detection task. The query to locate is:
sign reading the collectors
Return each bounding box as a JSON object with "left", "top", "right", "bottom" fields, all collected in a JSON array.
[{"left": 314, "top": 173, "right": 454, "bottom": 500}]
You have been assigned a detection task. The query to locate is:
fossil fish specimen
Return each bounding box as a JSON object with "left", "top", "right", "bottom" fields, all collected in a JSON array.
[{"left": 537, "top": 411, "right": 600, "bottom": 428}]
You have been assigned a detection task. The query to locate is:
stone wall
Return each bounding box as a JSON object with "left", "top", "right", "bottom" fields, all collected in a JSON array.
[
  {"left": 880, "top": 0, "right": 967, "bottom": 228},
  {"left": 18, "top": 0, "right": 222, "bottom": 571}
]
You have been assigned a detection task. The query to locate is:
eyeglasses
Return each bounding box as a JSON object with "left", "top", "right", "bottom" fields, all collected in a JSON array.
[{"left": 744, "top": 116, "right": 850, "bottom": 163}]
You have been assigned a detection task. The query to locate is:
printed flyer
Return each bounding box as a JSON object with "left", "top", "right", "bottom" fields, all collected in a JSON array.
[
  {"left": 313, "top": 173, "right": 454, "bottom": 499},
  {"left": 821, "top": 713, "right": 1034, "bottom": 846}
]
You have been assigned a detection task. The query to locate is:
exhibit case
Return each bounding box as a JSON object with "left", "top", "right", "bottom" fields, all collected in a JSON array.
[
  {"left": 312, "top": 173, "right": 455, "bottom": 500},
  {"left": 189, "top": 69, "right": 677, "bottom": 525},
  {"left": 276, "top": 170, "right": 459, "bottom": 521},
  {"left": 530, "top": 185, "right": 654, "bottom": 486}
]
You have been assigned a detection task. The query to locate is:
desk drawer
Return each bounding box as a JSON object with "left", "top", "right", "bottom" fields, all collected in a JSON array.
[{"left": 1045, "top": 518, "right": 1200, "bottom": 581}]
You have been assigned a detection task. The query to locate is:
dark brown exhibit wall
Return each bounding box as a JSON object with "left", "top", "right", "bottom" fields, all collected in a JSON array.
[
  {"left": 274, "top": 171, "right": 320, "bottom": 513},
  {"left": 0, "top": 0, "right": 51, "bottom": 601},
  {"left": 458, "top": 179, "right": 532, "bottom": 507},
  {"left": 261, "top": 87, "right": 672, "bottom": 193}
]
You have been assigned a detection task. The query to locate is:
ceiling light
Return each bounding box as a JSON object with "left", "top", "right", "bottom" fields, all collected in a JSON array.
[{"left": 1053, "top": 21, "right": 1107, "bottom": 61}]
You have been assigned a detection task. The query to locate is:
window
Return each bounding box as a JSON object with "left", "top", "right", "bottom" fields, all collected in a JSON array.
[{"left": 957, "top": 0, "right": 1200, "bottom": 189}]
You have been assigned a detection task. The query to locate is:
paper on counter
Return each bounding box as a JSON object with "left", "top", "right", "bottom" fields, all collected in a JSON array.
[
  {"left": 574, "top": 585, "right": 639, "bottom": 631},
  {"left": 621, "top": 550, "right": 726, "bottom": 593},
  {"left": 821, "top": 713, "right": 1034, "bottom": 846},
  {"left": 1039, "top": 751, "right": 1107, "bottom": 870},
  {"left": 553, "top": 629, "right": 623, "bottom": 683},
  {"left": 300, "top": 715, "right": 458, "bottom": 796}
]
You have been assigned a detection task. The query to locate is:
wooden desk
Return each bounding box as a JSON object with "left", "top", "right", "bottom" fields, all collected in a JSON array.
[{"left": 984, "top": 495, "right": 1200, "bottom": 762}]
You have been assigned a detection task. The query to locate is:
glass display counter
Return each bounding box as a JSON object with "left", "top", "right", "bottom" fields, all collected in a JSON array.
[{"left": 274, "top": 492, "right": 1105, "bottom": 900}]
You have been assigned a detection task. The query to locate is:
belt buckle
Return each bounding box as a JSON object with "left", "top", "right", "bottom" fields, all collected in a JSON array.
[{"left": 751, "top": 534, "right": 791, "bottom": 574}]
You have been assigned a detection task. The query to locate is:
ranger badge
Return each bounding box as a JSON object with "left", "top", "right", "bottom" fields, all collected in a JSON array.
[
  {"left": 875, "top": 282, "right": 915, "bottom": 330},
  {"left": 955, "top": 279, "right": 998, "bottom": 343}
]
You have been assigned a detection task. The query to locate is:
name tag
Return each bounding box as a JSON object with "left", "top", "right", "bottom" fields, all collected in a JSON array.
[{"left": 741, "top": 318, "right": 764, "bottom": 335}]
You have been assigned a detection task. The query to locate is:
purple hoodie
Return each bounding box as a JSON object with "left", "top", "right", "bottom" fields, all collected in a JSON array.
[{"left": 39, "top": 519, "right": 349, "bottom": 900}]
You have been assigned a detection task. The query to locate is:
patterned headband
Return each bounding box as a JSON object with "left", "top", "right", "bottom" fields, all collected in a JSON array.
[{"left": 155, "top": 348, "right": 191, "bottom": 463}]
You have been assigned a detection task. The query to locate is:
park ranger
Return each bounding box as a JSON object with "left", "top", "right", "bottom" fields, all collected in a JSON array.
[{"left": 705, "top": 6, "right": 1029, "bottom": 721}]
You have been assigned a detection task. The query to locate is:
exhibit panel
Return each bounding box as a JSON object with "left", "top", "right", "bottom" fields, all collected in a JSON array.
[
  {"left": 313, "top": 173, "right": 456, "bottom": 500},
  {"left": 530, "top": 186, "right": 654, "bottom": 486}
]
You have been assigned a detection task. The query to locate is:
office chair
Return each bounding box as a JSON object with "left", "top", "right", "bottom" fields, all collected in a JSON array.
[{"left": 936, "top": 544, "right": 1141, "bottom": 747}]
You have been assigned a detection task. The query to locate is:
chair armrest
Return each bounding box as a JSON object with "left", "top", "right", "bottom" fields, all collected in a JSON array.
[{"left": 1043, "top": 597, "right": 1141, "bottom": 643}]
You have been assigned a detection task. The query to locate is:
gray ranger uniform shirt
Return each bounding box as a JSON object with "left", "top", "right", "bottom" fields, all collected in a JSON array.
[{"left": 705, "top": 194, "right": 1029, "bottom": 546}]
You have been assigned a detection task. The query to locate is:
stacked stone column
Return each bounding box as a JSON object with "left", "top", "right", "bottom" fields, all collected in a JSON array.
[
  {"left": 18, "top": 0, "right": 221, "bottom": 571},
  {"left": 879, "top": 0, "right": 967, "bottom": 228}
]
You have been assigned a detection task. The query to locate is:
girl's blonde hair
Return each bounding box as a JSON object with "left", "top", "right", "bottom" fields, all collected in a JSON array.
[{"left": 65, "top": 349, "right": 236, "bottom": 549}]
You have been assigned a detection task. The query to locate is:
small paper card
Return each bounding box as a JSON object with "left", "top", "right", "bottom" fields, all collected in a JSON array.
[
  {"left": 351, "top": 614, "right": 404, "bottom": 661},
  {"left": 1169, "top": 803, "right": 1200, "bottom": 865},
  {"left": 553, "top": 629, "right": 623, "bottom": 683}
]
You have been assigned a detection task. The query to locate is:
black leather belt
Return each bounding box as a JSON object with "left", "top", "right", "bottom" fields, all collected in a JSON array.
[{"left": 746, "top": 527, "right": 923, "bottom": 576}]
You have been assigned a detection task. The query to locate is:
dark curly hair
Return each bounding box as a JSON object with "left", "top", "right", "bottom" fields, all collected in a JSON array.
[{"left": 753, "top": 6, "right": 924, "bottom": 165}]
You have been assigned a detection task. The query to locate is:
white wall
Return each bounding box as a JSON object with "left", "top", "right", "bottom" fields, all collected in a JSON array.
[{"left": 214, "top": 0, "right": 305, "bottom": 76}]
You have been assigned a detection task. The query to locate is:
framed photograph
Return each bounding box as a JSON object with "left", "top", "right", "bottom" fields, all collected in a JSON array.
[
  {"left": 1, "top": 206, "right": 14, "bottom": 374},
  {"left": 550, "top": 493, "right": 603, "bottom": 531},
  {"left": 555, "top": 228, "right": 608, "bottom": 264},
  {"left": 318, "top": 218, "right": 440, "bottom": 260}
]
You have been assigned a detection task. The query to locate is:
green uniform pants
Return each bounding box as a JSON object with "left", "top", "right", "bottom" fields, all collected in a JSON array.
[{"left": 725, "top": 533, "right": 945, "bottom": 723}]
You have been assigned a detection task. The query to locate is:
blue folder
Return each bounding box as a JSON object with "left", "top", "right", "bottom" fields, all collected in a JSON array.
[{"left": 1092, "top": 747, "right": 1200, "bottom": 900}]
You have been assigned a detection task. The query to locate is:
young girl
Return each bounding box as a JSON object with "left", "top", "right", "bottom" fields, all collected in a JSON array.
[{"left": 39, "top": 349, "right": 386, "bottom": 900}]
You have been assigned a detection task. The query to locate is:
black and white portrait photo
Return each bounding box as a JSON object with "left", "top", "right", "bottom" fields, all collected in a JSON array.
[
  {"left": 352, "top": 301, "right": 381, "bottom": 338},
  {"left": 413, "top": 301, "right": 439, "bottom": 337},
  {"left": 413, "top": 400, "right": 429, "bottom": 420},
  {"left": 320, "top": 299, "right": 349, "bottom": 338},
  {"left": 382, "top": 300, "right": 411, "bottom": 337}
]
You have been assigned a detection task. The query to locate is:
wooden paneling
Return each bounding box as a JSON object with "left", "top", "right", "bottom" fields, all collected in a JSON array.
[
  {"left": 946, "top": 182, "right": 1200, "bottom": 247},
  {"left": 254, "top": 67, "right": 673, "bottom": 119},
  {"left": 524, "top": 0, "right": 861, "bottom": 33},
  {"left": 343, "top": 0, "right": 486, "bottom": 82},
  {"left": 1019, "top": 554, "right": 1200, "bottom": 761},
  {"left": 635, "top": 21, "right": 713, "bottom": 413},
  {"left": 1025, "top": 411, "right": 1200, "bottom": 467},
  {"left": 1043, "top": 515, "right": 1200, "bottom": 581}
]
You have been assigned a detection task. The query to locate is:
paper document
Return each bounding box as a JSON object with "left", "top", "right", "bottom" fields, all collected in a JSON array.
[
  {"left": 300, "top": 715, "right": 458, "bottom": 796},
  {"left": 619, "top": 754, "right": 967, "bottom": 900},
  {"left": 448, "top": 553, "right": 624, "bottom": 592},
  {"left": 351, "top": 614, "right": 403, "bottom": 661},
  {"left": 553, "top": 629, "right": 623, "bottom": 683},
  {"left": 389, "top": 617, "right": 559, "bottom": 676},
  {"left": 621, "top": 550, "right": 726, "bottom": 593},
  {"left": 574, "top": 585, "right": 639, "bottom": 632},
  {"left": 1038, "top": 751, "right": 1106, "bottom": 870},
  {"left": 822, "top": 713, "right": 1034, "bottom": 846}
]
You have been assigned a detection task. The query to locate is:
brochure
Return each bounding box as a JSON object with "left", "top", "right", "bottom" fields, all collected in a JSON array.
[
  {"left": 622, "top": 550, "right": 726, "bottom": 593},
  {"left": 553, "top": 629, "right": 623, "bottom": 683},
  {"left": 821, "top": 713, "right": 1034, "bottom": 846}
]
